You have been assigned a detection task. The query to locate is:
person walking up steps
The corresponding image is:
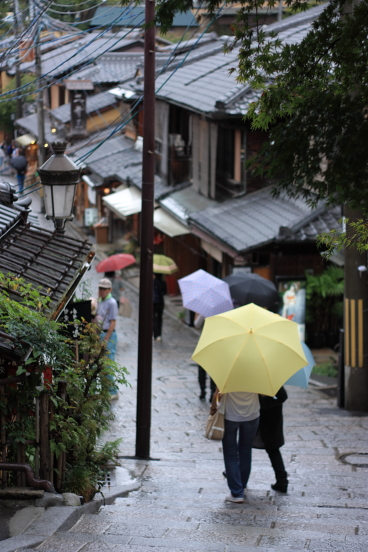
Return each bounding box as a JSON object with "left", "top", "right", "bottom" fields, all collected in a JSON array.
[{"left": 211, "top": 388, "right": 260, "bottom": 503}]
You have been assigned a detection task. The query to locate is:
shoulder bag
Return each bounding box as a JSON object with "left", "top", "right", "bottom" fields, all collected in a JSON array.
[{"left": 205, "top": 395, "right": 226, "bottom": 440}]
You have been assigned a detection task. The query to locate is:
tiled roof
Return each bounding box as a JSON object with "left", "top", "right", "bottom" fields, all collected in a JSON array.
[
  {"left": 188, "top": 186, "right": 337, "bottom": 254},
  {"left": 70, "top": 134, "right": 166, "bottom": 198},
  {"left": 51, "top": 91, "right": 119, "bottom": 124},
  {"left": 91, "top": 5, "right": 198, "bottom": 27},
  {"left": 19, "top": 32, "right": 142, "bottom": 78},
  {"left": 290, "top": 206, "right": 341, "bottom": 242},
  {"left": 0, "top": 204, "right": 22, "bottom": 237},
  {"left": 72, "top": 52, "right": 142, "bottom": 84},
  {"left": 0, "top": 205, "right": 94, "bottom": 318},
  {"left": 160, "top": 185, "right": 217, "bottom": 223},
  {"left": 72, "top": 34, "right": 220, "bottom": 88},
  {"left": 14, "top": 113, "right": 54, "bottom": 143},
  {"left": 145, "top": 4, "right": 327, "bottom": 116}
]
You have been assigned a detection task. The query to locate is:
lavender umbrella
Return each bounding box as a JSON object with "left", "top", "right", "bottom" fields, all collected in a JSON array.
[{"left": 178, "top": 269, "right": 233, "bottom": 318}]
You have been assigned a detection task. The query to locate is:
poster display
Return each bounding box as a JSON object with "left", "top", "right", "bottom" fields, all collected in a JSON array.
[{"left": 276, "top": 278, "right": 306, "bottom": 342}]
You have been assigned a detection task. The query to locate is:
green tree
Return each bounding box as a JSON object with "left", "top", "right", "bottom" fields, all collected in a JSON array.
[
  {"left": 0, "top": 74, "right": 35, "bottom": 133},
  {"left": 152, "top": 0, "right": 368, "bottom": 247},
  {"left": 0, "top": 272, "right": 129, "bottom": 501}
]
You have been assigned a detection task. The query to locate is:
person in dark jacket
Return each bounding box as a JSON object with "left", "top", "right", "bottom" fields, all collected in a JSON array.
[
  {"left": 10, "top": 148, "right": 28, "bottom": 192},
  {"left": 153, "top": 273, "right": 167, "bottom": 341},
  {"left": 253, "top": 386, "right": 288, "bottom": 493}
]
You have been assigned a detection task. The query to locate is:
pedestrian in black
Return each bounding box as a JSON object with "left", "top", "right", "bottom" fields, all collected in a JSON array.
[
  {"left": 253, "top": 386, "right": 288, "bottom": 493},
  {"left": 153, "top": 273, "right": 166, "bottom": 341},
  {"left": 10, "top": 147, "right": 28, "bottom": 193},
  {"left": 194, "top": 313, "right": 216, "bottom": 402}
]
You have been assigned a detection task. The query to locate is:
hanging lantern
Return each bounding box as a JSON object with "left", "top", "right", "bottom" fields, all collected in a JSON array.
[{"left": 38, "top": 141, "right": 81, "bottom": 233}]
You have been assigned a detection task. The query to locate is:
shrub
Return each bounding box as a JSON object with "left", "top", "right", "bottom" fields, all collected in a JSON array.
[{"left": 0, "top": 272, "right": 129, "bottom": 501}]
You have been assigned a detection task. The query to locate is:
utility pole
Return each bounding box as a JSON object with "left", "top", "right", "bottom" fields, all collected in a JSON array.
[
  {"left": 278, "top": 0, "right": 283, "bottom": 21},
  {"left": 29, "top": 0, "right": 35, "bottom": 21},
  {"left": 35, "top": 28, "right": 46, "bottom": 166},
  {"left": 135, "top": 0, "right": 156, "bottom": 459},
  {"left": 343, "top": 207, "right": 368, "bottom": 411},
  {"left": 341, "top": 1, "right": 368, "bottom": 412},
  {"left": 14, "top": 0, "right": 23, "bottom": 119}
]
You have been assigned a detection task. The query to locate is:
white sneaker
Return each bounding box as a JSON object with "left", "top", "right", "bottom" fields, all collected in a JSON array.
[
  {"left": 225, "top": 494, "right": 244, "bottom": 503},
  {"left": 156, "top": 336, "right": 162, "bottom": 342}
]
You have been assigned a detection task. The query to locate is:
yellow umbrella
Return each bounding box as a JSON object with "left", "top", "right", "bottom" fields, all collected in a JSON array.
[
  {"left": 153, "top": 254, "right": 178, "bottom": 275},
  {"left": 191, "top": 303, "right": 307, "bottom": 397}
]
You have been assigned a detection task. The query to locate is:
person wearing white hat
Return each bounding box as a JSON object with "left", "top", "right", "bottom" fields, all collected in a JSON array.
[{"left": 97, "top": 277, "right": 118, "bottom": 398}]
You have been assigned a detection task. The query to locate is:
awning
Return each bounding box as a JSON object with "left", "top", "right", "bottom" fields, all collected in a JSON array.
[
  {"left": 103, "top": 187, "right": 142, "bottom": 218},
  {"left": 153, "top": 208, "right": 190, "bottom": 237},
  {"left": 82, "top": 175, "right": 102, "bottom": 188},
  {"left": 15, "top": 134, "right": 36, "bottom": 146},
  {"left": 109, "top": 87, "right": 136, "bottom": 99}
]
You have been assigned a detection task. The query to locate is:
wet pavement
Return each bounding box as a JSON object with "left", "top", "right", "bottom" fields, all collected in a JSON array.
[
  {"left": 1, "top": 187, "right": 367, "bottom": 551},
  {"left": 29, "top": 260, "right": 368, "bottom": 552}
]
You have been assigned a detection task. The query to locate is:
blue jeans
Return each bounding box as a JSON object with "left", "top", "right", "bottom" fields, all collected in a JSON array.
[
  {"left": 17, "top": 174, "right": 25, "bottom": 193},
  {"left": 100, "top": 330, "right": 117, "bottom": 394},
  {"left": 222, "top": 417, "right": 260, "bottom": 497}
]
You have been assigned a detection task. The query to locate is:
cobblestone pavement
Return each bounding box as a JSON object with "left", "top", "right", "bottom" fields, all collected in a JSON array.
[{"left": 29, "top": 264, "right": 368, "bottom": 551}]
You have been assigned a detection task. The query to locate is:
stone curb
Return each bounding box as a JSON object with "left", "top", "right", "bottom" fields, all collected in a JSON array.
[{"left": 2, "top": 481, "right": 140, "bottom": 552}]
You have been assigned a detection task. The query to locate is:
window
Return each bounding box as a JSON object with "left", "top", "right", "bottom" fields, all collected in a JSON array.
[{"left": 216, "top": 125, "right": 246, "bottom": 199}]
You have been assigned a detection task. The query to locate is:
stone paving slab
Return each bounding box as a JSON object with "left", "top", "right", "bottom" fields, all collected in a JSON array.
[{"left": 17, "top": 261, "right": 368, "bottom": 552}]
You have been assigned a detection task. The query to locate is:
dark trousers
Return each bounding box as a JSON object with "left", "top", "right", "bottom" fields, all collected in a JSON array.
[
  {"left": 222, "top": 417, "right": 260, "bottom": 497},
  {"left": 198, "top": 366, "right": 216, "bottom": 396},
  {"left": 266, "top": 448, "right": 287, "bottom": 483},
  {"left": 17, "top": 174, "right": 25, "bottom": 193},
  {"left": 153, "top": 302, "right": 164, "bottom": 338}
]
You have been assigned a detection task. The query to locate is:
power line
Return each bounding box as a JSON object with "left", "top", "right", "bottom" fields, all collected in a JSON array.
[
  {"left": 0, "top": 0, "right": 56, "bottom": 63},
  {"left": 38, "top": 0, "right": 120, "bottom": 16},
  {"left": 0, "top": 8, "right": 144, "bottom": 101},
  {"left": 74, "top": 2, "right": 226, "bottom": 164},
  {"left": 49, "top": 0, "right": 104, "bottom": 7}
]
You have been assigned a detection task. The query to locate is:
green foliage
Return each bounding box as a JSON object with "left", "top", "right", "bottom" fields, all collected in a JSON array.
[
  {"left": 305, "top": 266, "right": 344, "bottom": 333},
  {"left": 0, "top": 74, "right": 36, "bottom": 133},
  {"left": 0, "top": 273, "right": 72, "bottom": 371},
  {"left": 317, "top": 218, "right": 368, "bottom": 256},
  {"left": 142, "top": 0, "right": 368, "bottom": 212},
  {"left": 312, "top": 361, "right": 338, "bottom": 377},
  {"left": 74, "top": 278, "right": 94, "bottom": 301},
  {"left": 0, "top": 272, "right": 129, "bottom": 501},
  {"left": 239, "top": 0, "right": 368, "bottom": 214}
]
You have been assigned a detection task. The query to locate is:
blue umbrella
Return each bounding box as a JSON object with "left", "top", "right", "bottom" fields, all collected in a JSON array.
[
  {"left": 284, "top": 342, "right": 315, "bottom": 388},
  {"left": 178, "top": 269, "right": 233, "bottom": 318}
]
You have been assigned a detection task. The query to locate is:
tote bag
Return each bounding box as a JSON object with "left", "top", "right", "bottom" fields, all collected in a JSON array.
[{"left": 205, "top": 395, "right": 226, "bottom": 440}]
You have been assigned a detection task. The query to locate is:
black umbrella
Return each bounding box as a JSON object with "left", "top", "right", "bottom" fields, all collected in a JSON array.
[
  {"left": 10, "top": 156, "right": 27, "bottom": 172},
  {"left": 223, "top": 273, "right": 279, "bottom": 310}
]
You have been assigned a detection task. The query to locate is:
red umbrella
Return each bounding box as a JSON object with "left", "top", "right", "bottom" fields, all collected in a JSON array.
[{"left": 96, "top": 254, "right": 136, "bottom": 273}]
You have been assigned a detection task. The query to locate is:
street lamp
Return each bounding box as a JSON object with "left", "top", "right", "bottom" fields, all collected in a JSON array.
[{"left": 38, "top": 141, "right": 81, "bottom": 233}]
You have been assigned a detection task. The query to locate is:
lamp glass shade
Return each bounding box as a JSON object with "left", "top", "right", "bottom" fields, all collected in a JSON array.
[
  {"left": 43, "top": 183, "right": 77, "bottom": 219},
  {"left": 38, "top": 142, "right": 81, "bottom": 222}
]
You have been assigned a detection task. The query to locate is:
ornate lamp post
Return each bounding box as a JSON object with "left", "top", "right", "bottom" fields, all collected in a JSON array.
[{"left": 38, "top": 142, "right": 81, "bottom": 233}]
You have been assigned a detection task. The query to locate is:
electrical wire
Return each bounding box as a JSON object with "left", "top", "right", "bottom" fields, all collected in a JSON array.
[
  {"left": 35, "top": 0, "right": 139, "bottom": 27},
  {"left": 7, "top": 1, "right": 225, "bottom": 175},
  {"left": 0, "top": 2, "right": 32, "bottom": 31},
  {"left": 38, "top": 0, "right": 121, "bottom": 16},
  {"left": 75, "top": 2, "right": 225, "bottom": 164},
  {"left": 6, "top": 9, "right": 140, "bottom": 62},
  {"left": 0, "top": 8, "right": 144, "bottom": 101},
  {"left": 49, "top": 0, "right": 106, "bottom": 7},
  {"left": 0, "top": 0, "right": 56, "bottom": 63}
]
